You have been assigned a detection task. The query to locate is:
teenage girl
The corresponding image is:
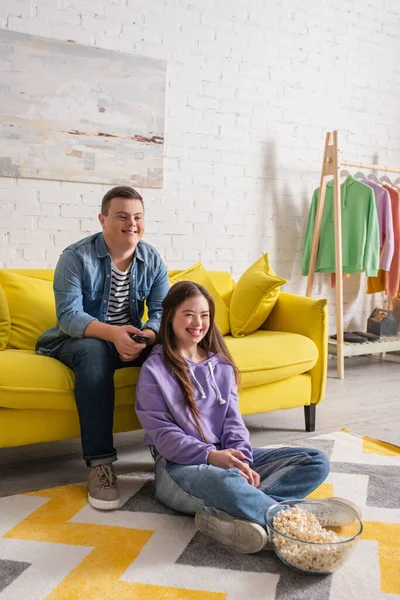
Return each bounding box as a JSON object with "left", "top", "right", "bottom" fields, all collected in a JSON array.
[{"left": 135, "top": 281, "right": 361, "bottom": 553}]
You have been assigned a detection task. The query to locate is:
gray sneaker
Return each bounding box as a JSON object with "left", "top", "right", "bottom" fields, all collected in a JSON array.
[
  {"left": 88, "top": 464, "right": 120, "bottom": 510},
  {"left": 195, "top": 513, "right": 270, "bottom": 554}
]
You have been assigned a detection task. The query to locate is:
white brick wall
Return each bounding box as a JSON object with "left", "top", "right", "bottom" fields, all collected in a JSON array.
[{"left": 1, "top": 0, "right": 400, "bottom": 331}]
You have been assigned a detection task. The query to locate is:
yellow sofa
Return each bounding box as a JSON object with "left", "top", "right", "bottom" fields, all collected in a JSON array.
[{"left": 0, "top": 269, "right": 328, "bottom": 449}]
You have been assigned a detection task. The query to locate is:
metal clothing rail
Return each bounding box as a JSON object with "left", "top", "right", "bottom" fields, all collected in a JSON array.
[{"left": 305, "top": 130, "right": 400, "bottom": 379}]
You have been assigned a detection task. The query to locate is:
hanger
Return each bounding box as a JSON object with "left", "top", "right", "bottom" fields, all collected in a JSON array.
[
  {"left": 379, "top": 174, "right": 393, "bottom": 185},
  {"left": 339, "top": 169, "right": 351, "bottom": 180},
  {"left": 353, "top": 171, "right": 367, "bottom": 180},
  {"left": 367, "top": 173, "right": 380, "bottom": 183},
  {"left": 393, "top": 177, "right": 400, "bottom": 187}
]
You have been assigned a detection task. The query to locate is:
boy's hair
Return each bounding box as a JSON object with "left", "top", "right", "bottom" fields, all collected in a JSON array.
[
  {"left": 101, "top": 186, "right": 143, "bottom": 216},
  {"left": 158, "top": 281, "right": 240, "bottom": 441}
]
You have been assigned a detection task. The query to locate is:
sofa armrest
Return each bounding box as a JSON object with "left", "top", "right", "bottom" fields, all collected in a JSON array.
[{"left": 261, "top": 292, "right": 328, "bottom": 406}]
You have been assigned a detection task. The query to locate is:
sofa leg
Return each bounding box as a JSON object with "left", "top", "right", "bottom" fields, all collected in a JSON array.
[{"left": 304, "top": 405, "right": 316, "bottom": 432}]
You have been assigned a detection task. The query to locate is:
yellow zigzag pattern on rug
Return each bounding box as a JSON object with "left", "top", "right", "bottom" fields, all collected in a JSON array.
[
  {"left": 307, "top": 476, "right": 400, "bottom": 595},
  {"left": 4, "top": 484, "right": 225, "bottom": 600}
]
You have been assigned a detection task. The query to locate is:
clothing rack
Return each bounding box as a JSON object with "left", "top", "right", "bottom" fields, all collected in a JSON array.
[{"left": 306, "top": 130, "right": 400, "bottom": 379}]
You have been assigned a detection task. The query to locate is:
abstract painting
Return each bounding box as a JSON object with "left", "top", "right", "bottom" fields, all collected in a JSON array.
[{"left": 0, "top": 30, "right": 166, "bottom": 188}]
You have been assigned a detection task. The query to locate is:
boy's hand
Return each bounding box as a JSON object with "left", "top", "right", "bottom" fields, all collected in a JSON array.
[{"left": 112, "top": 325, "right": 145, "bottom": 361}]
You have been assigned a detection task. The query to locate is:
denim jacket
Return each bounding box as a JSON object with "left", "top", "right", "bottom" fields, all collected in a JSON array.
[{"left": 36, "top": 233, "right": 170, "bottom": 355}]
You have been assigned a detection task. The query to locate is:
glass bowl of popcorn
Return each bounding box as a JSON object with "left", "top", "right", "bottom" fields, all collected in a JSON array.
[{"left": 265, "top": 499, "right": 363, "bottom": 574}]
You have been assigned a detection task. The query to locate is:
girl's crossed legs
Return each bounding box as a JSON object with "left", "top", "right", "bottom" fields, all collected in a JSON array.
[{"left": 154, "top": 446, "right": 329, "bottom": 527}]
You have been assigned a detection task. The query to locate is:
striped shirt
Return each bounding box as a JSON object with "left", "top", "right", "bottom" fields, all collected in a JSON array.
[{"left": 106, "top": 262, "right": 132, "bottom": 325}]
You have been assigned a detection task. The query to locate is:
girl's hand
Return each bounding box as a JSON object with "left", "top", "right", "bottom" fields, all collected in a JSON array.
[
  {"left": 239, "top": 468, "right": 260, "bottom": 488},
  {"left": 208, "top": 448, "right": 247, "bottom": 469},
  {"left": 207, "top": 449, "right": 260, "bottom": 487}
]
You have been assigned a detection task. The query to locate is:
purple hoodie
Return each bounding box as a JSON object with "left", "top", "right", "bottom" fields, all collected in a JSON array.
[{"left": 135, "top": 344, "right": 253, "bottom": 466}]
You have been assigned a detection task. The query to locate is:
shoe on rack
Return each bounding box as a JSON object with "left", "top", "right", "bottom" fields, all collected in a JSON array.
[
  {"left": 195, "top": 513, "right": 271, "bottom": 554},
  {"left": 88, "top": 464, "right": 120, "bottom": 510},
  {"left": 314, "top": 497, "right": 362, "bottom": 527},
  {"left": 330, "top": 332, "right": 367, "bottom": 343},
  {"left": 351, "top": 331, "right": 380, "bottom": 341}
]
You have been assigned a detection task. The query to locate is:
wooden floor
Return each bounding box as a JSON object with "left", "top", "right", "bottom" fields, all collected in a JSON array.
[{"left": 1, "top": 355, "right": 399, "bottom": 498}]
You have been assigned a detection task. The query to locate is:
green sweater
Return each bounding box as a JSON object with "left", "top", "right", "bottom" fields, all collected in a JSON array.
[{"left": 302, "top": 176, "right": 380, "bottom": 277}]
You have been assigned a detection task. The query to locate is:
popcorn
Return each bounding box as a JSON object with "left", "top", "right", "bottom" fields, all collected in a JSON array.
[{"left": 271, "top": 505, "right": 353, "bottom": 573}]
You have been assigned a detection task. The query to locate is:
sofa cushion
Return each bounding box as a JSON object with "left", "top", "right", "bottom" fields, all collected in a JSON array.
[
  {"left": 0, "top": 349, "right": 140, "bottom": 411},
  {"left": 169, "top": 262, "right": 230, "bottom": 335},
  {"left": 169, "top": 270, "right": 235, "bottom": 308},
  {"left": 204, "top": 271, "right": 235, "bottom": 309},
  {"left": 0, "top": 270, "right": 57, "bottom": 350},
  {"left": 0, "top": 284, "right": 10, "bottom": 351},
  {"left": 229, "top": 254, "right": 287, "bottom": 337},
  {"left": 225, "top": 330, "right": 318, "bottom": 388}
]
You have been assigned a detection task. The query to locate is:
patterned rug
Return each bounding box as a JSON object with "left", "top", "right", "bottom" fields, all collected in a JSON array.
[{"left": 0, "top": 431, "right": 399, "bottom": 600}]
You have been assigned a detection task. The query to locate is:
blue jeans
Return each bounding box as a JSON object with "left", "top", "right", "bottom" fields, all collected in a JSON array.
[
  {"left": 50, "top": 337, "right": 151, "bottom": 467},
  {"left": 153, "top": 446, "right": 330, "bottom": 529}
]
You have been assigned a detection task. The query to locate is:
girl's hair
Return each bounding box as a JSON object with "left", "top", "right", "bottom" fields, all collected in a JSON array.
[{"left": 158, "top": 281, "right": 240, "bottom": 441}]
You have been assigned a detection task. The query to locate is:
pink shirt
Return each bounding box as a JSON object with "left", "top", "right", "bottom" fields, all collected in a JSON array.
[{"left": 361, "top": 180, "right": 394, "bottom": 271}]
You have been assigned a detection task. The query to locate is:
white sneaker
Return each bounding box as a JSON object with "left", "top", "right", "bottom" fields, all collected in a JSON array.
[
  {"left": 315, "top": 497, "right": 362, "bottom": 526},
  {"left": 195, "top": 513, "right": 269, "bottom": 554}
]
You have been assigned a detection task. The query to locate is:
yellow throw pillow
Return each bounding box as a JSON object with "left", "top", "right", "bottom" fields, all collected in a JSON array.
[
  {"left": 230, "top": 254, "right": 287, "bottom": 337},
  {"left": 169, "top": 263, "right": 230, "bottom": 335},
  {"left": 0, "top": 283, "right": 11, "bottom": 350},
  {"left": 0, "top": 270, "right": 57, "bottom": 350}
]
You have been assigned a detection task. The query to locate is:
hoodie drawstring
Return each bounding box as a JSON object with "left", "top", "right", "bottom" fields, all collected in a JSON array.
[
  {"left": 187, "top": 364, "right": 206, "bottom": 399},
  {"left": 186, "top": 361, "right": 226, "bottom": 405},
  {"left": 208, "top": 361, "right": 226, "bottom": 405}
]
